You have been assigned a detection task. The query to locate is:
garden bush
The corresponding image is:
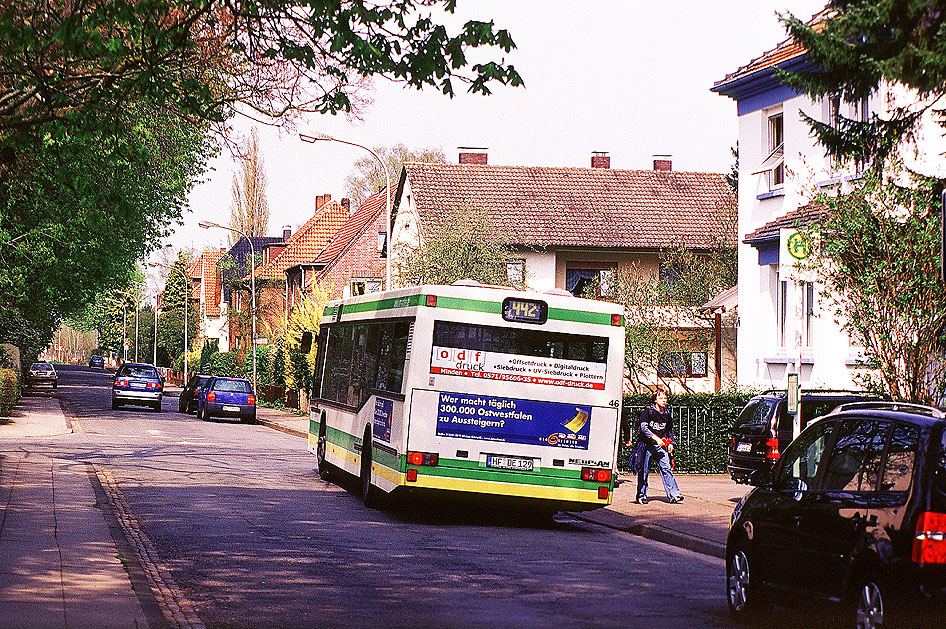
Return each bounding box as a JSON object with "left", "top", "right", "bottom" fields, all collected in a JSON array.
[
  {"left": 618, "top": 391, "right": 755, "bottom": 473},
  {"left": 209, "top": 352, "right": 244, "bottom": 378},
  {"left": 0, "top": 368, "right": 20, "bottom": 418}
]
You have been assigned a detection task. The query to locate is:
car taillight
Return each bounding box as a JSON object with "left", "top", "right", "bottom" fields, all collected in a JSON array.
[
  {"left": 115, "top": 379, "right": 128, "bottom": 387},
  {"left": 765, "top": 438, "right": 780, "bottom": 459},
  {"left": 207, "top": 392, "right": 216, "bottom": 402},
  {"left": 407, "top": 451, "right": 438, "bottom": 466},
  {"left": 581, "top": 467, "right": 612, "bottom": 483},
  {"left": 146, "top": 382, "right": 159, "bottom": 389},
  {"left": 247, "top": 395, "right": 255, "bottom": 405},
  {"left": 913, "top": 512, "right": 946, "bottom": 564}
]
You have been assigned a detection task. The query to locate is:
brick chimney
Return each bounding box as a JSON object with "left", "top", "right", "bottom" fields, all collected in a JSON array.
[
  {"left": 591, "top": 151, "right": 610, "bottom": 169},
  {"left": 458, "top": 147, "right": 488, "bottom": 165},
  {"left": 653, "top": 155, "right": 672, "bottom": 171},
  {"left": 342, "top": 198, "right": 351, "bottom": 214},
  {"left": 315, "top": 193, "right": 332, "bottom": 211}
]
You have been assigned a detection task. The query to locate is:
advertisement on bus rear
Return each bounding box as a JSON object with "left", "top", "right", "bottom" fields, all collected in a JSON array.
[
  {"left": 435, "top": 391, "right": 592, "bottom": 449},
  {"left": 430, "top": 347, "right": 606, "bottom": 390}
]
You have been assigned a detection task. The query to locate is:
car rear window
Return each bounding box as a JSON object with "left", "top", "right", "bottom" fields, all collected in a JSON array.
[
  {"left": 32, "top": 363, "right": 53, "bottom": 370},
  {"left": 213, "top": 379, "right": 252, "bottom": 393},
  {"left": 776, "top": 399, "right": 870, "bottom": 432},
  {"left": 733, "top": 399, "right": 775, "bottom": 429},
  {"left": 119, "top": 366, "right": 159, "bottom": 379}
]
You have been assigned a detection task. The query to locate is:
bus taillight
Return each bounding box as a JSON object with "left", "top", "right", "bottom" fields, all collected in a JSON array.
[
  {"left": 425, "top": 295, "right": 437, "bottom": 307},
  {"left": 408, "top": 451, "right": 439, "bottom": 466},
  {"left": 581, "top": 468, "right": 612, "bottom": 482}
]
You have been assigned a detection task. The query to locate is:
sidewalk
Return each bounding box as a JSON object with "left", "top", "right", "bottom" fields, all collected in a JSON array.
[
  {"left": 0, "top": 396, "right": 150, "bottom": 628},
  {"left": 253, "top": 404, "right": 748, "bottom": 558}
]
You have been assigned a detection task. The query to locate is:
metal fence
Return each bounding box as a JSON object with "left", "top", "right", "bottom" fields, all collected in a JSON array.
[{"left": 622, "top": 404, "right": 730, "bottom": 474}]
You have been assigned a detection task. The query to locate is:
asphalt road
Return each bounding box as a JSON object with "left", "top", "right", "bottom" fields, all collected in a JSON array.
[{"left": 7, "top": 365, "right": 736, "bottom": 628}]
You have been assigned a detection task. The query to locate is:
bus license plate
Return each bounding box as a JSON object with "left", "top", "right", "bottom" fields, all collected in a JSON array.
[
  {"left": 486, "top": 455, "right": 533, "bottom": 471},
  {"left": 736, "top": 442, "right": 752, "bottom": 453},
  {"left": 223, "top": 405, "right": 241, "bottom": 412}
]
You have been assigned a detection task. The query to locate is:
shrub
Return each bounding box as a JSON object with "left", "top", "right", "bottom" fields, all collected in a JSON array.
[
  {"left": 618, "top": 391, "right": 755, "bottom": 474},
  {"left": 0, "top": 368, "right": 20, "bottom": 418},
  {"left": 209, "top": 352, "right": 244, "bottom": 377}
]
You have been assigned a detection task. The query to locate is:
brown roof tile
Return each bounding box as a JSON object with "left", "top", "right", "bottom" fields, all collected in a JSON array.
[
  {"left": 744, "top": 203, "right": 826, "bottom": 244},
  {"left": 401, "top": 163, "right": 735, "bottom": 250},
  {"left": 254, "top": 201, "right": 349, "bottom": 280},
  {"left": 313, "top": 188, "right": 387, "bottom": 267}
]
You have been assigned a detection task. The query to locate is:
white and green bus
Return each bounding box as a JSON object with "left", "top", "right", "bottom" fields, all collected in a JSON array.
[{"left": 308, "top": 282, "right": 626, "bottom": 511}]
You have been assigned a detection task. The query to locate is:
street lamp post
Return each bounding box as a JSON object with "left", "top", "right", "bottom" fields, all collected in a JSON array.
[
  {"left": 103, "top": 297, "right": 129, "bottom": 362},
  {"left": 199, "top": 221, "right": 256, "bottom": 392},
  {"left": 299, "top": 132, "right": 391, "bottom": 289},
  {"left": 149, "top": 263, "right": 190, "bottom": 380}
]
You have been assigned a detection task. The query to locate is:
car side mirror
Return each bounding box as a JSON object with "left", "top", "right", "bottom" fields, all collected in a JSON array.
[{"left": 748, "top": 467, "right": 773, "bottom": 488}]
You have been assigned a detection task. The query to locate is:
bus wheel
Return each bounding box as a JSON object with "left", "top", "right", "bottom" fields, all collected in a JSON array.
[
  {"left": 317, "top": 415, "right": 332, "bottom": 481},
  {"left": 360, "top": 427, "right": 379, "bottom": 508}
]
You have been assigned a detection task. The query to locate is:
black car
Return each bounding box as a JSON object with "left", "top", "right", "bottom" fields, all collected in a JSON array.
[
  {"left": 728, "top": 390, "right": 887, "bottom": 484},
  {"left": 727, "top": 401, "right": 946, "bottom": 627},
  {"left": 178, "top": 374, "right": 212, "bottom": 414},
  {"left": 89, "top": 355, "right": 105, "bottom": 369}
]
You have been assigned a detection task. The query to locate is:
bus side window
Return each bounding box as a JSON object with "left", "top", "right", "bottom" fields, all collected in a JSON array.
[{"left": 311, "top": 332, "right": 329, "bottom": 400}]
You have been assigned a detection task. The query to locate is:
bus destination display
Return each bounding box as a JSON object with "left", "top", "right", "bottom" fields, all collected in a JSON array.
[{"left": 502, "top": 298, "right": 547, "bottom": 324}]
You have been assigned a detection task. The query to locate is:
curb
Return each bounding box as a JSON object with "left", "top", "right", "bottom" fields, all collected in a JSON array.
[
  {"left": 258, "top": 418, "right": 307, "bottom": 440},
  {"left": 565, "top": 510, "right": 725, "bottom": 558}
]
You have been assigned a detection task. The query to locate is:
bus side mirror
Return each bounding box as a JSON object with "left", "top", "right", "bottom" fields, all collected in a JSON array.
[{"left": 300, "top": 331, "right": 313, "bottom": 354}]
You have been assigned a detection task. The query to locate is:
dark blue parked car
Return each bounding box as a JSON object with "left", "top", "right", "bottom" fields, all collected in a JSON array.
[
  {"left": 197, "top": 377, "right": 256, "bottom": 423},
  {"left": 112, "top": 363, "right": 162, "bottom": 411}
]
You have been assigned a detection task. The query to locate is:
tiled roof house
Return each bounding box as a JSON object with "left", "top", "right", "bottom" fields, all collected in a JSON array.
[
  {"left": 288, "top": 187, "right": 389, "bottom": 304},
  {"left": 185, "top": 248, "right": 229, "bottom": 352},
  {"left": 392, "top": 150, "right": 734, "bottom": 296},
  {"left": 226, "top": 196, "right": 349, "bottom": 351},
  {"left": 390, "top": 150, "right": 736, "bottom": 393}
]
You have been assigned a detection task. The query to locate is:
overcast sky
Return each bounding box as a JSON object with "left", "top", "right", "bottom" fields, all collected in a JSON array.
[{"left": 163, "top": 0, "right": 827, "bottom": 263}]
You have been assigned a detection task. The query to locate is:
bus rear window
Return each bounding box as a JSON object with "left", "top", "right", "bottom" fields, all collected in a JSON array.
[{"left": 433, "top": 321, "right": 608, "bottom": 363}]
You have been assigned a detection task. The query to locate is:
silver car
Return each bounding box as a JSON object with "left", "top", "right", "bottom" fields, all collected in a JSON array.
[{"left": 27, "top": 362, "right": 57, "bottom": 389}]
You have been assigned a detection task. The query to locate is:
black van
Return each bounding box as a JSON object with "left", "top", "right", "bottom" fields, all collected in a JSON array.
[
  {"left": 727, "top": 401, "right": 946, "bottom": 626},
  {"left": 728, "top": 390, "right": 886, "bottom": 484}
]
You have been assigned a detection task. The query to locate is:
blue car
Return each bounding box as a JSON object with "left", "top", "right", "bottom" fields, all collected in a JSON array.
[
  {"left": 112, "top": 363, "right": 163, "bottom": 411},
  {"left": 197, "top": 377, "right": 256, "bottom": 423}
]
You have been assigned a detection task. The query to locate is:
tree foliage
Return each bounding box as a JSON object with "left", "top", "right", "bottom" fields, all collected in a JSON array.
[
  {"left": 157, "top": 253, "right": 199, "bottom": 367},
  {"left": 229, "top": 128, "right": 270, "bottom": 241},
  {"left": 397, "top": 203, "right": 517, "bottom": 286},
  {"left": 780, "top": 2, "right": 946, "bottom": 169},
  {"left": 345, "top": 143, "right": 446, "bottom": 209},
  {"left": 0, "top": 0, "right": 523, "bottom": 133},
  {"left": 805, "top": 171, "right": 946, "bottom": 404},
  {"left": 611, "top": 201, "right": 737, "bottom": 393}
]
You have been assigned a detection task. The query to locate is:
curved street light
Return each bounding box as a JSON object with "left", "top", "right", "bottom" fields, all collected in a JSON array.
[
  {"left": 199, "top": 221, "right": 256, "bottom": 392},
  {"left": 299, "top": 131, "right": 391, "bottom": 289},
  {"left": 149, "top": 262, "right": 190, "bottom": 379}
]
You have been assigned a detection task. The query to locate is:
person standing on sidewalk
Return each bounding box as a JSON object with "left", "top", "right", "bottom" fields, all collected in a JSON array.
[{"left": 634, "top": 388, "right": 683, "bottom": 504}]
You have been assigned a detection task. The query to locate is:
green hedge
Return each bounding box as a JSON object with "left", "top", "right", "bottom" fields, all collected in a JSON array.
[
  {"left": 0, "top": 368, "right": 20, "bottom": 418},
  {"left": 618, "top": 391, "right": 755, "bottom": 474},
  {"left": 209, "top": 352, "right": 244, "bottom": 378}
]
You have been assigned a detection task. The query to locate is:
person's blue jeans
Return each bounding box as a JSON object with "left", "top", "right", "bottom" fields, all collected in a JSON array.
[{"left": 637, "top": 443, "right": 681, "bottom": 501}]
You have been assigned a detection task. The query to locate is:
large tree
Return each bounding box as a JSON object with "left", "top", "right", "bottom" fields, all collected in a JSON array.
[
  {"left": 229, "top": 128, "right": 270, "bottom": 241},
  {"left": 345, "top": 143, "right": 447, "bottom": 209},
  {"left": 780, "top": 1, "right": 946, "bottom": 170},
  {"left": 0, "top": 1, "right": 521, "bottom": 358},
  {"left": 397, "top": 203, "right": 517, "bottom": 286},
  {"left": 156, "top": 253, "right": 199, "bottom": 367}
]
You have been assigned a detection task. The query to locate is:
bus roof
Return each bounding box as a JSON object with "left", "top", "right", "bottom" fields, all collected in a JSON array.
[{"left": 322, "top": 283, "right": 624, "bottom": 327}]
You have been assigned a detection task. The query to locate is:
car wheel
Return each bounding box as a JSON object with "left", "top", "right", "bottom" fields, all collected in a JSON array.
[
  {"left": 360, "top": 427, "right": 379, "bottom": 508},
  {"left": 152, "top": 401, "right": 161, "bottom": 412},
  {"left": 854, "top": 576, "right": 885, "bottom": 629},
  {"left": 178, "top": 398, "right": 185, "bottom": 413},
  {"left": 52, "top": 382, "right": 57, "bottom": 389},
  {"left": 317, "top": 416, "right": 332, "bottom": 481},
  {"left": 197, "top": 405, "right": 205, "bottom": 420},
  {"left": 727, "top": 547, "right": 767, "bottom": 619},
  {"left": 111, "top": 399, "right": 119, "bottom": 410}
]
